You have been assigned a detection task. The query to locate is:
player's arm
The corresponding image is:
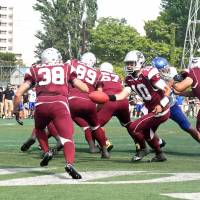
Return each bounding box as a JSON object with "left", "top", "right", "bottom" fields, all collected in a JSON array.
[
  {"left": 14, "top": 81, "right": 31, "bottom": 112},
  {"left": 173, "top": 89, "right": 194, "bottom": 97},
  {"left": 13, "top": 81, "right": 31, "bottom": 125},
  {"left": 153, "top": 76, "right": 171, "bottom": 113},
  {"left": 108, "top": 86, "right": 131, "bottom": 101},
  {"left": 72, "top": 78, "right": 89, "bottom": 93},
  {"left": 172, "top": 77, "right": 193, "bottom": 92}
]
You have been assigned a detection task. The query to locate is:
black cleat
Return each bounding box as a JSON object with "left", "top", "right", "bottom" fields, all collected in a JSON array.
[
  {"left": 151, "top": 152, "right": 167, "bottom": 162},
  {"left": 132, "top": 148, "right": 149, "bottom": 162},
  {"left": 160, "top": 139, "right": 166, "bottom": 148},
  {"left": 65, "top": 164, "right": 82, "bottom": 179},
  {"left": 40, "top": 150, "right": 53, "bottom": 167},
  {"left": 21, "top": 138, "right": 36, "bottom": 152}
]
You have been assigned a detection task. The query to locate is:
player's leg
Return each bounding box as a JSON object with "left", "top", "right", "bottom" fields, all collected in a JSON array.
[
  {"left": 170, "top": 103, "right": 200, "bottom": 142},
  {"left": 129, "top": 112, "right": 169, "bottom": 161},
  {"left": 97, "top": 102, "right": 115, "bottom": 152},
  {"left": 74, "top": 117, "right": 99, "bottom": 153},
  {"left": 46, "top": 122, "right": 63, "bottom": 154},
  {"left": 20, "top": 128, "right": 37, "bottom": 152},
  {"left": 53, "top": 109, "right": 81, "bottom": 179},
  {"left": 34, "top": 104, "right": 52, "bottom": 166}
]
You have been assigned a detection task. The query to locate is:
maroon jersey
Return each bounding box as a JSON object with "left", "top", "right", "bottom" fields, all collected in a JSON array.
[
  {"left": 69, "top": 59, "right": 102, "bottom": 96},
  {"left": 24, "top": 63, "right": 77, "bottom": 98},
  {"left": 184, "top": 67, "right": 200, "bottom": 99},
  {"left": 99, "top": 71, "right": 123, "bottom": 95},
  {"left": 125, "top": 66, "right": 167, "bottom": 112}
]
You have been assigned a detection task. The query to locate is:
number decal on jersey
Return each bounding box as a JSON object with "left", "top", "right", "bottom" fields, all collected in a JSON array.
[
  {"left": 38, "top": 67, "right": 65, "bottom": 85},
  {"left": 100, "top": 72, "right": 120, "bottom": 82},
  {"left": 76, "top": 65, "right": 97, "bottom": 85},
  {"left": 132, "top": 83, "right": 151, "bottom": 101}
]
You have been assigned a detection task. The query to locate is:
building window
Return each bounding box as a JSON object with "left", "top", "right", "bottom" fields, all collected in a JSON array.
[
  {"left": 8, "top": 46, "right": 12, "bottom": 51},
  {"left": 8, "top": 22, "right": 13, "bottom": 26},
  {"left": 0, "top": 30, "right": 6, "bottom": 34},
  {"left": 0, "top": 46, "right": 6, "bottom": 51},
  {"left": 8, "top": 30, "right": 12, "bottom": 34},
  {"left": 8, "top": 38, "right": 12, "bottom": 43},
  {"left": 0, "top": 6, "right": 7, "bottom": 11},
  {"left": 0, "top": 14, "right": 7, "bottom": 19},
  {"left": 0, "top": 38, "right": 6, "bottom": 43},
  {"left": 8, "top": 14, "right": 13, "bottom": 19},
  {"left": 0, "top": 22, "right": 7, "bottom": 26}
]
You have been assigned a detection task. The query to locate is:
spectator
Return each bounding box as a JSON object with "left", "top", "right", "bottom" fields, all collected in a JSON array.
[
  {"left": 0, "top": 87, "right": 4, "bottom": 118},
  {"left": 3, "top": 84, "right": 14, "bottom": 118}
]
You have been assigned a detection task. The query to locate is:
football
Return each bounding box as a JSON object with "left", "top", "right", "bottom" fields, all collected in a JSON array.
[{"left": 89, "top": 91, "right": 109, "bottom": 104}]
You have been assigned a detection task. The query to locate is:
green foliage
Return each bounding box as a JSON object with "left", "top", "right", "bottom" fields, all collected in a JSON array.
[
  {"left": 160, "top": 0, "right": 191, "bottom": 47},
  {"left": 33, "top": 0, "right": 97, "bottom": 61},
  {"left": 0, "top": 52, "right": 16, "bottom": 64},
  {"left": 89, "top": 17, "right": 142, "bottom": 65},
  {"left": 144, "top": 18, "right": 171, "bottom": 43}
]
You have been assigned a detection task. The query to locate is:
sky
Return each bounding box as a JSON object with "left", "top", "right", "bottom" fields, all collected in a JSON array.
[{"left": 0, "top": 0, "right": 161, "bottom": 65}]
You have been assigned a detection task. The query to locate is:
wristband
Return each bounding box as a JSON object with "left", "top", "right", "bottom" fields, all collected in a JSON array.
[
  {"left": 109, "top": 95, "right": 116, "bottom": 101},
  {"left": 160, "top": 96, "right": 169, "bottom": 108}
]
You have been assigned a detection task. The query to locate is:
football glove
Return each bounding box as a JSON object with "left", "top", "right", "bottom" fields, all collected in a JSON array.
[{"left": 14, "top": 111, "right": 23, "bottom": 125}]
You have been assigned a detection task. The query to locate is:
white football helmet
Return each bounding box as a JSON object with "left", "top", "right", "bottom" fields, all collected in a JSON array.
[
  {"left": 190, "top": 57, "right": 200, "bottom": 68},
  {"left": 124, "top": 50, "right": 145, "bottom": 73},
  {"left": 81, "top": 52, "right": 96, "bottom": 68},
  {"left": 100, "top": 62, "right": 114, "bottom": 73},
  {"left": 41, "top": 47, "right": 62, "bottom": 65}
]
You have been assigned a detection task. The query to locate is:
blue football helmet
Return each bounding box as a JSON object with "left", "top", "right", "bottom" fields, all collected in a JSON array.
[{"left": 152, "top": 57, "right": 170, "bottom": 79}]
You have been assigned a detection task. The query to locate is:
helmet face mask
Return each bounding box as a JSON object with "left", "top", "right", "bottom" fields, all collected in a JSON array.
[
  {"left": 190, "top": 57, "right": 200, "bottom": 68},
  {"left": 124, "top": 50, "right": 145, "bottom": 74},
  {"left": 41, "top": 47, "right": 62, "bottom": 65},
  {"left": 81, "top": 52, "right": 96, "bottom": 68}
]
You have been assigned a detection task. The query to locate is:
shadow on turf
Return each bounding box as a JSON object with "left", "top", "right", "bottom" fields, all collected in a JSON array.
[{"left": 164, "top": 149, "right": 200, "bottom": 157}]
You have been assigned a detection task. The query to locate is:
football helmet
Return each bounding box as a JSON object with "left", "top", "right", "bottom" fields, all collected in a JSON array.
[
  {"left": 81, "top": 52, "right": 96, "bottom": 68},
  {"left": 41, "top": 47, "right": 62, "bottom": 65},
  {"left": 152, "top": 57, "right": 170, "bottom": 79},
  {"left": 124, "top": 50, "right": 145, "bottom": 73},
  {"left": 190, "top": 57, "right": 200, "bottom": 67},
  {"left": 100, "top": 62, "right": 113, "bottom": 73}
]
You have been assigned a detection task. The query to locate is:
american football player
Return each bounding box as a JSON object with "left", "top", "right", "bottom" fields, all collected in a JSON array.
[
  {"left": 172, "top": 57, "right": 200, "bottom": 138},
  {"left": 152, "top": 57, "right": 200, "bottom": 143},
  {"left": 68, "top": 52, "right": 110, "bottom": 158},
  {"left": 108, "top": 50, "right": 171, "bottom": 162},
  {"left": 13, "top": 47, "right": 89, "bottom": 179}
]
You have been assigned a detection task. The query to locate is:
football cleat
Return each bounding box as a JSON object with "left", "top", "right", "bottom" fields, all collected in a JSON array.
[
  {"left": 40, "top": 150, "right": 53, "bottom": 167},
  {"left": 150, "top": 152, "right": 167, "bottom": 162},
  {"left": 20, "top": 138, "right": 36, "bottom": 152},
  {"left": 106, "top": 140, "right": 114, "bottom": 152},
  {"left": 88, "top": 140, "right": 100, "bottom": 153},
  {"left": 132, "top": 148, "right": 149, "bottom": 162},
  {"left": 65, "top": 164, "right": 82, "bottom": 179},
  {"left": 160, "top": 139, "right": 166, "bottom": 148},
  {"left": 101, "top": 146, "right": 110, "bottom": 159}
]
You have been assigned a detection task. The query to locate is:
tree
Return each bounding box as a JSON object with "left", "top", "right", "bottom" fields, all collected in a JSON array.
[
  {"left": 160, "top": 0, "right": 191, "bottom": 47},
  {"left": 33, "top": 0, "right": 97, "bottom": 61},
  {"left": 0, "top": 52, "right": 17, "bottom": 84},
  {"left": 89, "top": 17, "right": 142, "bottom": 65},
  {"left": 144, "top": 18, "right": 171, "bottom": 44}
]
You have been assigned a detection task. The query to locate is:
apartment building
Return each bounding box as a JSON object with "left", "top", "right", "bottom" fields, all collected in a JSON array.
[{"left": 0, "top": 5, "right": 22, "bottom": 61}]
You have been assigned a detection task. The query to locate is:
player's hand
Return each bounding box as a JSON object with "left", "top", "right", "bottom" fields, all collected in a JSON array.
[
  {"left": 13, "top": 111, "right": 23, "bottom": 125},
  {"left": 164, "top": 85, "right": 171, "bottom": 97},
  {"left": 152, "top": 105, "right": 163, "bottom": 114}
]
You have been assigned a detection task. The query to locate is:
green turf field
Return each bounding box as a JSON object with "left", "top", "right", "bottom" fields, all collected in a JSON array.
[{"left": 0, "top": 117, "right": 199, "bottom": 200}]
